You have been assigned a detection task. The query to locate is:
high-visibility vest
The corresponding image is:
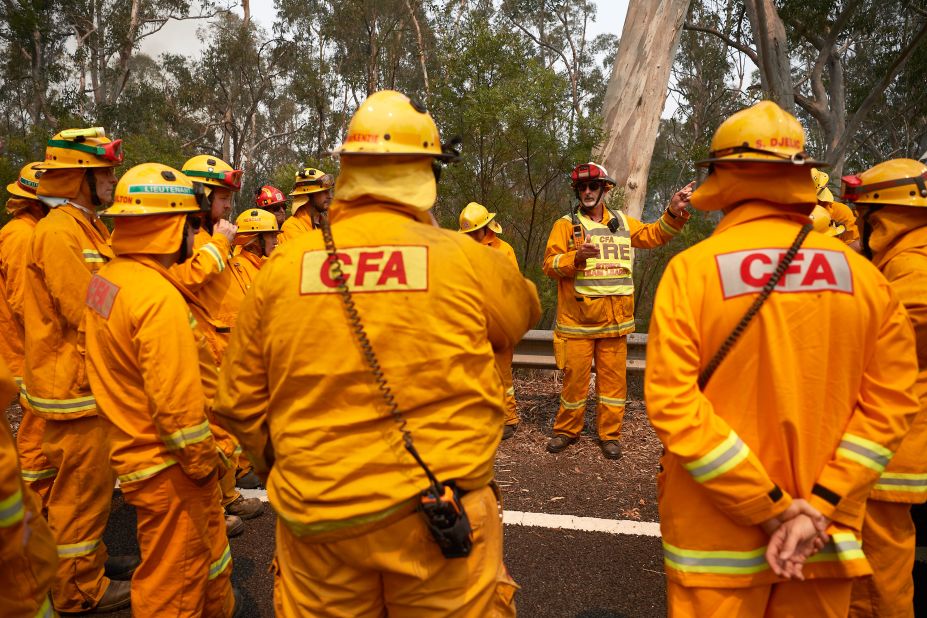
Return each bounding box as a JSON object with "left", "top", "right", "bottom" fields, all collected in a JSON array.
[{"left": 572, "top": 211, "right": 634, "bottom": 297}]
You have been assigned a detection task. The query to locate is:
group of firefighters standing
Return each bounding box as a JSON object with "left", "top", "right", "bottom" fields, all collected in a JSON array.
[{"left": 0, "top": 88, "right": 924, "bottom": 618}]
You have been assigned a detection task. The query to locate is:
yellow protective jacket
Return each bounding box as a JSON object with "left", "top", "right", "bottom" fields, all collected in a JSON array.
[
  {"left": 215, "top": 200, "right": 540, "bottom": 538},
  {"left": 218, "top": 248, "right": 263, "bottom": 330},
  {"left": 482, "top": 233, "right": 518, "bottom": 268},
  {"left": 0, "top": 358, "right": 57, "bottom": 617},
  {"left": 277, "top": 208, "right": 315, "bottom": 244},
  {"left": 867, "top": 207, "right": 927, "bottom": 503},
  {"left": 543, "top": 208, "right": 685, "bottom": 338},
  {"left": 824, "top": 200, "right": 860, "bottom": 244},
  {"left": 0, "top": 207, "right": 41, "bottom": 380},
  {"left": 171, "top": 229, "right": 234, "bottom": 356},
  {"left": 84, "top": 255, "right": 218, "bottom": 484},
  {"left": 645, "top": 202, "right": 920, "bottom": 588},
  {"left": 23, "top": 204, "right": 113, "bottom": 419}
]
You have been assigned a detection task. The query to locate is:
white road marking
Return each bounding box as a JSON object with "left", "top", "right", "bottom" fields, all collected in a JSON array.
[{"left": 238, "top": 489, "right": 661, "bottom": 537}]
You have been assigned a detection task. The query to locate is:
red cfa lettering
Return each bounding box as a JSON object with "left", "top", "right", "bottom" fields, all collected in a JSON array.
[
  {"left": 717, "top": 248, "right": 853, "bottom": 299},
  {"left": 301, "top": 245, "right": 427, "bottom": 295}
]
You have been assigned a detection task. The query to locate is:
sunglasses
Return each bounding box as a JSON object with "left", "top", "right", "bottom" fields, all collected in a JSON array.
[
  {"left": 576, "top": 180, "right": 603, "bottom": 193},
  {"left": 185, "top": 168, "right": 244, "bottom": 190},
  {"left": 267, "top": 204, "right": 287, "bottom": 212},
  {"left": 48, "top": 138, "right": 124, "bottom": 163}
]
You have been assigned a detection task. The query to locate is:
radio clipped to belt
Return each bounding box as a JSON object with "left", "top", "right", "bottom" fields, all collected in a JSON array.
[{"left": 319, "top": 217, "right": 473, "bottom": 559}]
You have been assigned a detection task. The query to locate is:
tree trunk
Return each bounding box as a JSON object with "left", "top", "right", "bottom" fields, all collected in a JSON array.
[
  {"left": 743, "top": 0, "right": 794, "bottom": 111},
  {"left": 595, "top": 0, "right": 691, "bottom": 219}
]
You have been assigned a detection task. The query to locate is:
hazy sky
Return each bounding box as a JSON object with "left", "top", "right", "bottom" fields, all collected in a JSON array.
[{"left": 141, "top": 1, "right": 631, "bottom": 58}]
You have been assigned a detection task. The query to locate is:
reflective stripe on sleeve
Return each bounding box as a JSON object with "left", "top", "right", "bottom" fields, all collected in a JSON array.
[
  {"left": 662, "top": 541, "right": 768, "bottom": 575},
  {"left": 162, "top": 420, "right": 212, "bottom": 450},
  {"left": 82, "top": 249, "right": 106, "bottom": 263},
  {"left": 874, "top": 472, "right": 927, "bottom": 494},
  {"left": 201, "top": 243, "right": 226, "bottom": 272},
  {"left": 683, "top": 431, "right": 750, "bottom": 483},
  {"left": 559, "top": 396, "right": 586, "bottom": 411},
  {"left": 552, "top": 254, "right": 568, "bottom": 277},
  {"left": 21, "top": 388, "right": 96, "bottom": 415},
  {"left": 837, "top": 433, "right": 893, "bottom": 474},
  {"left": 117, "top": 459, "right": 177, "bottom": 484},
  {"left": 0, "top": 488, "right": 25, "bottom": 527},
  {"left": 208, "top": 543, "right": 232, "bottom": 580},
  {"left": 806, "top": 532, "right": 865, "bottom": 563},
  {"left": 57, "top": 538, "right": 101, "bottom": 558},
  {"left": 505, "top": 387, "right": 516, "bottom": 397},
  {"left": 659, "top": 217, "right": 680, "bottom": 236},
  {"left": 597, "top": 395, "right": 626, "bottom": 407},
  {"left": 21, "top": 468, "right": 58, "bottom": 482}
]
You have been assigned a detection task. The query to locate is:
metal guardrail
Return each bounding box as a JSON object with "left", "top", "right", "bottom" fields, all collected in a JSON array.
[{"left": 512, "top": 330, "right": 647, "bottom": 373}]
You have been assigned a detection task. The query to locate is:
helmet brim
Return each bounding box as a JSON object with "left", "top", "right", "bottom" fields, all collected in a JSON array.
[
  {"left": 458, "top": 212, "right": 496, "bottom": 233},
  {"left": 695, "top": 156, "right": 829, "bottom": 169},
  {"left": 6, "top": 182, "right": 35, "bottom": 200},
  {"left": 101, "top": 206, "right": 201, "bottom": 217}
]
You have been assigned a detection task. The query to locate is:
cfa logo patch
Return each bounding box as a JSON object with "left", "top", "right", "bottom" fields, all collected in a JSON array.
[
  {"left": 716, "top": 248, "right": 853, "bottom": 299},
  {"left": 300, "top": 245, "right": 428, "bottom": 295},
  {"left": 86, "top": 274, "right": 120, "bottom": 318}
]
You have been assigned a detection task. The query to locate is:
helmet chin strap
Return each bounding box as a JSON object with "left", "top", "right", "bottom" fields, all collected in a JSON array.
[
  {"left": 859, "top": 205, "right": 884, "bottom": 260},
  {"left": 85, "top": 169, "right": 102, "bottom": 207}
]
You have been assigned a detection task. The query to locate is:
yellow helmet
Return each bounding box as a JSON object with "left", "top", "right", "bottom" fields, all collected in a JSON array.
[
  {"left": 289, "top": 167, "right": 334, "bottom": 197},
  {"left": 329, "top": 90, "right": 455, "bottom": 160},
  {"left": 809, "top": 205, "right": 844, "bottom": 236},
  {"left": 841, "top": 158, "right": 927, "bottom": 208},
  {"left": 181, "top": 155, "right": 242, "bottom": 192},
  {"left": 697, "top": 101, "right": 824, "bottom": 168},
  {"left": 458, "top": 202, "right": 497, "bottom": 233},
  {"left": 36, "top": 127, "right": 124, "bottom": 170},
  {"left": 811, "top": 168, "right": 835, "bottom": 202},
  {"left": 235, "top": 208, "right": 280, "bottom": 234},
  {"left": 103, "top": 163, "right": 200, "bottom": 217},
  {"left": 6, "top": 161, "right": 45, "bottom": 199}
]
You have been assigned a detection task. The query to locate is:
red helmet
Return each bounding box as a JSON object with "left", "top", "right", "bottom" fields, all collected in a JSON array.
[
  {"left": 570, "top": 162, "right": 616, "bottom": 188},
  {"left": 255, "top": 185, "right": 286, "bottom": 208}
]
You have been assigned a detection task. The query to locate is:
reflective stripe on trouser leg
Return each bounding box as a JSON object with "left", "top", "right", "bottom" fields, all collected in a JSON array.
[
  {"left": 16, "top": 399, "right": 56, "bottom": 509},
  {"left": 121, "top": 465, "right": 234, "bottom": 618},
  {"left": 593, "top": 336, "right": 627, "bottom": 442},
  {"left": 274, "top": 486, "right": 517, "bottom": 617},
  {"left": 41, "top": 416, "right": 112, "bottom": 612},
  {"left": 496, "top": 347, "right": 519, "bottom": 425},
  {"left": 553, "top": 338, "right": 595, "bottom": 438},
  {"left": 668, "top": 579, "right": 853, "bottom": 617},
  {"left": 849, "top": 500, "right": 916, "bottom": 618}
]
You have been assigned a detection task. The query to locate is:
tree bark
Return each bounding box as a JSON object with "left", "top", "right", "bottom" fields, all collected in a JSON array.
[
  {"left": 743, "top": 0, "right": 794, "bottom": 110},
  {"left": 595, "top": 0, "right": 691, "bottom": 219}
]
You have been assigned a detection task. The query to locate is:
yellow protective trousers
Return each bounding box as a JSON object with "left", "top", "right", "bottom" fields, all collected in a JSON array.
[
  {"left": 667, "top": 578, "right": 853, "bottom": 617},
  {"left": 120, "top": 465, "right": 234, "bottom": 618},
  {"left": 554, "top": 336, "right": 627, "bottom": 441},
  {"left": 218, "top": 456, "right": 240, "bottom": 508},
  {"left": 16, "top": 402, "right": 55, "bottom": 511},
  {"left": 496, "top": 347, "right": 518, "bottom": 426},
  {"left": 42, "top": 416, "right": 113, "bottom": 613},
  {"left": 849, "top": 500, "right": 916, "bottom": 618},
  {"left": 273, "top": 486, "right": 517, "bottom": 617}
]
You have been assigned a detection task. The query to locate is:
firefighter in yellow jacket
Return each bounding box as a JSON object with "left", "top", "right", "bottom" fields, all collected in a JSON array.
[
  {"left": 174, "top": 155, "right": 263, "bottom": 524},
  {"left": 813, "top": 167, "right": 860, "bottom": 249},
  {"left": 459, "top": 201, "right": 522, "bottom": 438},
  {"left": 217, "top": 208, "right": 281, "bottom": 330},
  {"left": 23, "top": 127, "right": 135, "bottom": 613},
  {"left": 215, "top": 90, "right": 540, "bottom": 617},
  {"left": 543, "top": 162, "right": 693, "bottom": 459},
  {"left": 645, "top": 101, "right": 920, "bottom": 616},
  {"left": 0, "top": 356, "right": 58, "bottom": 618},
  {"left": 84, "top": 162, "right": 238, "bottom": 618},
  {"left": 0, "top": 162, "right": 55, "bottom": 508},
  {"left": 841, "top": 158, "right": 927, "bottom": 617},
  {"left": 277, "top": 167, "right": 333, "bottom": 243}
]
